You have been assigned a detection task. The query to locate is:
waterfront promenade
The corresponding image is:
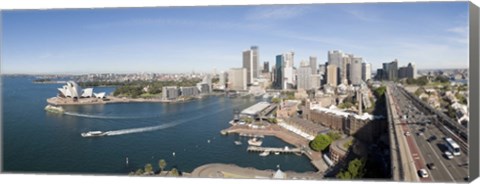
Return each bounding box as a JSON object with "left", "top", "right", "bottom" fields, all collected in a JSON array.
[
  {"left": 221, "top": 123, "right": 328, "bottom": 173},
  {"left": 47, "top": 96, "right": 196, "bottom": 105}
]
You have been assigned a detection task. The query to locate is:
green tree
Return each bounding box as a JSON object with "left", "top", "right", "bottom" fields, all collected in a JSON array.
[
  {"left": 271, "top": 98, "right": 281, "bottom": 103},
  {"left": 170, "top": 168, "right": 180, "bottom": 177},
  {"left": 327, "top": 131, "right": 342, "bottom": 141},
  {"left": 158, "top": 159, "right": 167, "bottom": 173},
  {"left": 135, "top": 168, "right": 144, "bottom": 175},
  {"left": 309, "top": 134, "right": 332, "bottom": 152},
  {"left": 144, "top": 163, "right": 153, "bottom": 174}
]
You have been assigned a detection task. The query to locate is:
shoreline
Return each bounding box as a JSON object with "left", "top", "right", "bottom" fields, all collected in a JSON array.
[{"left": 46, "top": 93, "right": 224, "bottom": 106}]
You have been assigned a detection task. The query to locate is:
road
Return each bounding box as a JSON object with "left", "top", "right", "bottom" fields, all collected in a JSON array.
[{"left": 388, "top": 84, "right": 469, "bottom": 182}]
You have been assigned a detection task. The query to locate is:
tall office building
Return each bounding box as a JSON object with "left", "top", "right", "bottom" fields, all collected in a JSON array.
[
  {"left": 263, "top": 61, "right": 269, "bottom": 73},
  {"left": 408, "top": 62, "right": 417, "bottom": 79},
  {"left": 309, "top": 56, "right": 317, "bottom": 74},
  {"left": 328, "top": 50, "right": 359, "bottom": 85},
  {"left": 242, "top": 46, "right": 259, "bottom": 85},
  {"left": 326, "top": 64, "right": 338, "bottom": 87},
  {"left": 349, "top": 57, "right": 363, "bottom": 85},
  {"left": 362, "top": 62, "right": 372, "bottom": 82},
  {"left": 283, "top": 52, "right": 295, "bottom": 88},
  {"left": 311, "top": 74, "right": 321, "bottom": 90},
  {"left": 275, "top": 55, "right": 284, "bottom": 89},
  {"left": 318, "top": 64, "right": 326, "bottom": 75},
  {"left": 384, "top": 59, "right": 399, "bottom": 81},
  {"left": 218, "top": 71, "right": 227, "bottom": 89},
  {"left": 228, "top": 68, "right": 247, "bottom": 91},
  {"left": 296, "top": 66, "right": 312, "bottom": 90}
]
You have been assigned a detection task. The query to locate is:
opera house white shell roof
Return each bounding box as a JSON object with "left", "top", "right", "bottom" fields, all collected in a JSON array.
[{"left": 58, "top": 81, "right": 104, "bottom": 98}]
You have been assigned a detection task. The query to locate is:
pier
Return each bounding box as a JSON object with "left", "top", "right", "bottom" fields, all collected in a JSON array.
[{"left": 247, "top": 146, "right": 303, "bottom": 154}]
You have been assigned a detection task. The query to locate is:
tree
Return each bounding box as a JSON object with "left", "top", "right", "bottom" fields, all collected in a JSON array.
[
  {"left": 309, "top": 134, "right": 332, "bottom": 152},
  {"left": 144, "top": 163, "right": 153, "bottom": 174},
  {"left": 327, "top": 131, "right": 342, "bottom": 141},
  {"left": 271, "top": 98, "right": 281, "bottom": 103},
  {"left": 170, "top": 168, "right": 180, "bottom": 177},
  {"left": 135, "top": 168, "right": 144, "bottom": 176},
  {"left": 158, "top": 159, "right": 167, "bottom": 173}
]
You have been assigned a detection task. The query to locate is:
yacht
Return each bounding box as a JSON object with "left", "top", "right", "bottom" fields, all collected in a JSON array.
[
  {"left": 81, "top": 131, "right": 107, "bottom": 137},
  {"left": 248, "top": 138, "right": 263, "bottom": 146},
  {"left": 259, "top": 151, "right": 270, "bottom": 157}
]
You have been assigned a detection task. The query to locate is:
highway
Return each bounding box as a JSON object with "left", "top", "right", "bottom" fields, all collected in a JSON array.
[{"left": 387, "top": 84, "right": 468, "bottom": 182}]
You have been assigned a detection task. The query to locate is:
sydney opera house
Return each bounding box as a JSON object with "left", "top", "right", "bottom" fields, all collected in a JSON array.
[{"left": 58, "top": 81, "right": 106, "bottom": 99}]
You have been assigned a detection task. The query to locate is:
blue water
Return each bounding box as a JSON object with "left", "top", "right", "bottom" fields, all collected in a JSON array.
[{"left": 2, "top": 76, "right": 316, "bottom": 175}]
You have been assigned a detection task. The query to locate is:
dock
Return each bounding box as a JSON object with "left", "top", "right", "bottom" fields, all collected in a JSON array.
[{"left": 247, "top": 146, "right": 303, "bottom": 154}]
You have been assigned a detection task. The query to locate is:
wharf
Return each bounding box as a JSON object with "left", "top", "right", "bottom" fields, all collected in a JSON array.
[{"left": 247, "top": 146, "right": 303, "bottom": 154}]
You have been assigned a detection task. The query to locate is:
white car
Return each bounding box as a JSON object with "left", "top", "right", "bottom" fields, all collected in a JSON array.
[
  {"left": 418, "top": 169, "right": 429, "bottom": 178},
  {"left": 404, "top": 131, "right": 411, "bottom": 136},
  {"left": 444, "top": 151, "right": 453, "bottom": 159}
]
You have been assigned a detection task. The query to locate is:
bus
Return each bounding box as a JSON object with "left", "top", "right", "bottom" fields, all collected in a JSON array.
[{"left": 444, "top": 137, "right": 461, "bottom": 156}]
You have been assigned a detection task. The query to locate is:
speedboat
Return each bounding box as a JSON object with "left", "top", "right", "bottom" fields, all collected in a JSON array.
[{"left": 81, "top": 131, "right": 107, "bottom": 137}]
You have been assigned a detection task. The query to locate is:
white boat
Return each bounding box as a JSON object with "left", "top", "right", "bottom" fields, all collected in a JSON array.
[
  {"left": 259, "top": 151, "right": 270, "bottom": 157},
  {"left": 274, "top": 152, "right": 280, "bottom": 155},
  {"left": 81, "top": 131, "right": 107, "bottom": 137},
  {"left": 234, "top": 141, "right": 242, "bottom": 145},
  {"left": 248, "top": 138, "right": 263, "bottom": 146},
  {"left": 44, "top": 105, "right": 64, "bottom": 114}
]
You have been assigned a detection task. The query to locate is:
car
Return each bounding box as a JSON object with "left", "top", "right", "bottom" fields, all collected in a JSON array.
[
  {"left": 444, "top": 151, "right": 453, "bottom": 159},
  {"left": 427, "top": 163, "right": 436, "bottom": 170},
  {"left": 427, "top": 135, "right": 437, "bottom": 142},
  {"left": 404, "top": 131, "right": 411, "bottom": 136},
  {"left": 418, "top": 169, "right": 429, "bottom": 178},
  {"left": 419, "top": 128, "right": 426, "bottom": 132},
  {"left": 417, "top": 132, "right": 424, "bottom": 136}
]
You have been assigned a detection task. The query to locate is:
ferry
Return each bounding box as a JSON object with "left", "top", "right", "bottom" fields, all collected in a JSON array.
[
  {"left": 259, "top": 151, "right": 270, "bottom": 157},
  {"left": 44, "top": 105, "right": 65, "bottom": 114},
  {"left": 81, "top": 131, "right": 107, "bottom": 137},
  {"left": 248, "top": 138, "right": 263, "bottom": 146}
]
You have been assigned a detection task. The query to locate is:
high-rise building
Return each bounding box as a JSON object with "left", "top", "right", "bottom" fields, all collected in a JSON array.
[
  {"left": 180, "top": 86, "right": 199, "bottom": 97},
  {"left": 218, "top": 71, "right": 227, "bottom": 89},
  {"left": 242, "top": 46, "right": 259, "bottom": 85},
  {"left": 349, "top": 57, "right": 363, "bottom": 85},
  {"left": 162, "top": 86, "right": 179, "bottom": 100},
  {"left": 283, "top": 52, "right": 295, "bottom": 89},
  {"left": 228, "top": 68, "right": 247, "bottom": 91},
  {"left": 398, "top": 62, "right": 416, "bottom": 79},
  {"left": 309, "top": 56, "right": 317, "bottom": 74},
  {"left": 263, "top": 61, "right": 269, "bottom": 73},
  {"left": 328, "top": 50, "right": 359, "bottom": 85},
  {"left": 326, "top": 64, "right": 338, "bottom": 87},
  {"left": 275, "top": 55, "right": 284, "bottom": 89},
  {"left": 383, "top": 59, "right": 399, "bottom": 81},
  {"left": 362, "top": 62, "right": 372, "bottom": 82},
  {"left": 408, "top": 62, "right": 417, "bottom": 79},
  {"left": 296, "top": 66, "right": 312, "bottom": 90},
  {"left": 311, "top": 74, "right": 321, "bottom": 90},
  {"left": 318, "top": 64, "right": 326, "bottom": 75}
]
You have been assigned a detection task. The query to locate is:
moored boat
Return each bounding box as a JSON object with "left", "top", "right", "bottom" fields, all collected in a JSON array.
[
  {"left": 248, "top": 138, "right": 263, "bottom": 146},
  {"left": 259, "top": 151, "right": 270, "bottom": 157}
]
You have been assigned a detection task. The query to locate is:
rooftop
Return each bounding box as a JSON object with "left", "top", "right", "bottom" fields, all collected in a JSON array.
[{"left": 241, "top": 102, "right": 271, "bottom": 115}]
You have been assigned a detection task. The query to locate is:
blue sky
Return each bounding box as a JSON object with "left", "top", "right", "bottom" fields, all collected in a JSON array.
[{"left": 2, "top": 2, "right": 469, "bottom": 74}]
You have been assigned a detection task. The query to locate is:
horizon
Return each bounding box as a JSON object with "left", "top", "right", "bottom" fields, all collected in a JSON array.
[{"left": 2, "top": 2, "right": 469, "bottom": 74}]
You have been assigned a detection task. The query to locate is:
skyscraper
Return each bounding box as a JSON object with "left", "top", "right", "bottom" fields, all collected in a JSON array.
[
  {"left": 296, "top": 66, "right": 312, "bottom": 90},
  {"left": 242, "top": 46, "right": 258, "bottom": 85},
  {"left": 275, "top": 55, "right": 284, "bottom": 89},
  {"left": 362, "top": 62, "right": 372, "bottom": 82},
  {"left": 263, "top": 61, "right": 269, "bottom": 73},
  {"left": 326, "top": 64, "right": 338, "bottom": 87},
  {"left": 283, "top": 52, "right": 295, "bottom": 88},
  {"left": 228, "top": 68, "right": 247, "bottom": 91},
  {"left": 309, "top": 56, "right": 317, "bottom": 74},
  {"left": 349, "top": 57, "right": 363, "bottom": 85}
]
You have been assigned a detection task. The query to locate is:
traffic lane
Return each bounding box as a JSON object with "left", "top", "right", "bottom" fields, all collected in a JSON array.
[
  {"left": 409, "top": 127, "right": 455, "bottom": 182},
  {"left": 413, "top": 123, "right": 468, "bottom": 181},
  {"left": 426, "top": 130, "right": 469, "bottom": 181},
  {"left": 400, "top": 123, "right": 431, "bottom": 182}
]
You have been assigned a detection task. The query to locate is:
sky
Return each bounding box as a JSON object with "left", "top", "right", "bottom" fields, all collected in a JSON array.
[{"left": 1, "top": 2, "right": 469, "bottom": 74}]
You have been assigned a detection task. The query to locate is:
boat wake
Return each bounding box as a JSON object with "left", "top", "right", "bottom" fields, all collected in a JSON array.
[
  {"left": 64, "top": 112, "right": 149, "bottom": 119},
  {"left": 100, "top": 103, "right": 243, "bottom": 137}
]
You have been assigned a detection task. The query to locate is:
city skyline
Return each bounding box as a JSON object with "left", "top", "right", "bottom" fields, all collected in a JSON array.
[{"left": 3, "top": 2, "right": 469, "bottom": 74}]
